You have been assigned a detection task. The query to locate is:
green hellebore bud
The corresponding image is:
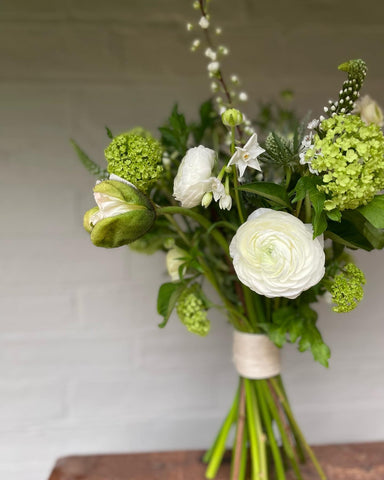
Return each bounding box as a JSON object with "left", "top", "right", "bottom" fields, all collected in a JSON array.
[
  {"left": 221, "top": 108, "right": 243, "bottom": 127},
  {"left": 84, "top": 180, "right": 155, "bottom": 248}
]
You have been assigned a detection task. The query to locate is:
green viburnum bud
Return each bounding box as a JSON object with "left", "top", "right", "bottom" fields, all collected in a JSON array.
[
  {"left": 84, "top": 180, "right": 155, "bottom": 248},
  {"left": 330, "top": 264, "right": 366, "bottom": 313},
  {"left": 305, "top": 114, "right": 384, "bottom": 211},
  {"left": 105, "top": 131, "right": 163, "bottom": 192},
  {"left": 176, "top": 285, "right": 210, "bottom": 337},
  {"left": 222, "top": 108, "right": 243, "bottom": 127}
]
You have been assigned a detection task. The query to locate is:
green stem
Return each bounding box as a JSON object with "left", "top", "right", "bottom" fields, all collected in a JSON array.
[
  {"left": 255, "top": 380, "right": 286, "bottom": 480},
  {"left": 261, "top": 381, "right": 304, "bottom": 480},
  {"left": 231, "top": 379, "right": 246, "bottom": 480},
  {"left": 157, "top": 206, "right": 230, "bottom": 255},
  {"left": 269, "top": 379, "right": 327, "bottom": 480},
  {"left": 304, "top": 193, "right": 312, "bottom": 223},
  {"left": 205, "top": 389, "right": 239, "bottom": 479},
  {"left": 276, "top": 377, "right": 306, "bottom": 463},
  {"left": 244, "top": 379, "right": 261, "bottom": 480}
]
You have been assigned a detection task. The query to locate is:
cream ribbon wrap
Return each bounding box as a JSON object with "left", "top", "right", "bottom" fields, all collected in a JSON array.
[{"left": 233, "top": 331, "right": 281, "bottom": 379}]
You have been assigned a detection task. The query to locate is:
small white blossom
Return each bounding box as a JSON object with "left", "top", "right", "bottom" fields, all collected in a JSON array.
[
  {"left": 207, "top": 61, "right": 220, "bottom": 73},
  {"left": 307, "top": 118, "right": 319, "bottom": 130},
  {"left": 209, "top": 177, "right": 225, "bottom": 201},
  {"left": 186, "top": 23, "right": 193, "bottom": 31},
  {"left": 228, "top": 133, "right": 265, "bottom": 177},
  {"left": 239, "top": 92, "right": 248, "bottom": 102},
  {"left": 210, "top": 82, "right": 219, "bottom": 93},
  {"left": 219, "top": 194, "right": 232, "bottom": 210},
  {"left": 199, "top": 16, "right": 210, "bottom": 29},
  {"left": 191, "top": 39, "right": 200, "bottom": 51},
  {"left": 215, "top": 27, "right": 222, "bottom": 35},
  {"left": 205, "top": 48, "right": 217, "bottom": 61},
  {"left": 218, "top": 46, "right": 229, "bottom": 55},
  {"left": 230, "top": 75, "right": 239, "bottom": 84}
]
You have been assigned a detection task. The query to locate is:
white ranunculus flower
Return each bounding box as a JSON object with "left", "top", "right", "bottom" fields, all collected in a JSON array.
[
  {"left": 353, "top": 95, "right": 384, "bottom": 127},
  {"left": 173, "top": 146, "right": 216, "bottom": 208},
  {"left": 229, "top": 209, "right": 325, "bottom": 299},
  {"left": 166, "top": 247, "right": 187, "bottom": 281}
]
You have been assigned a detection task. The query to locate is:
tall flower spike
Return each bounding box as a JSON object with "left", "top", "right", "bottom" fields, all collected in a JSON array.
[{"left": 324, "top": 59, "right": 367, "bottom": 117}]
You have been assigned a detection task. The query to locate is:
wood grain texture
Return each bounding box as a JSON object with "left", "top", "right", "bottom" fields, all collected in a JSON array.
[{"left": 48, "top": 443, "right": 384, "bottom": 480}]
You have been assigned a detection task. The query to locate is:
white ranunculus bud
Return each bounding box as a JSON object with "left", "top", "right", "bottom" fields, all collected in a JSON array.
[
  {"left": 173, "top": 146, "right": 216, "bottom": 208},
  {"left": 229, "top": 209, "right": 325, "bottom": 299},
  {"left": 166, "top": 247, "right": 187, "bottom": 281},
  {"left": 354, "top": 95, "right": 384, "bottom": 127}
]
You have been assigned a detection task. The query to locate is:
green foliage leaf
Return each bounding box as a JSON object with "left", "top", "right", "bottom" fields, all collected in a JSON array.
[
  {"left": 342, "top": 210, "right": 384, "bottom": 250},
  {"left": 357, "top": 196, "right": 384, "bottom": 229},
  {"left": 159, "top": 104, "right": 189, "bottom": 156},
  {"left": 292, "top": 176, "right": 327, "bottom": 237},
  {"left": 261, "top": 304, "right": 331, "bottom": 367},
  {"left": 105, "top": 126, "right": 114, "bottom": 139},
  {"left": 326, "top": 209, "right": 342, "bottom": 222},
  {"left": 71, "top": 139, "right": 108, "bottom": 179},
  {"left": 157, "top": 282, "right": 186, "bottom": 328},
  {"left": 238, "top": 182, "right": 291, "bottom": 209},
  {"left": 313, "top": 211, "right": 328, "bottom": 238},
  {"left": 326, "top": 220, "right": 373, "bottom": 251}
]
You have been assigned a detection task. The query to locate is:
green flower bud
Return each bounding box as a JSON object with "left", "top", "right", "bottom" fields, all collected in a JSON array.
[
  {"left": 330, "top": 263, "right": 366, "bottom": 313},
  {"left": 105, "top": 131, "right": 163, "bottom": 192},
  {"left": 176, "top": 284, "right": 210, "bottom": 337},
  {"left": 221, "top": 108, "right": 243, "bottom": 127},
  {"left": 85, "top": 180, "right": 155, "bottom": 248}
]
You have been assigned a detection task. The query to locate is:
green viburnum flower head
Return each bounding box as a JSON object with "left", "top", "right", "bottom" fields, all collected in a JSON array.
[
  {"left": 330, "top": 263, "right": 366, "bottom": 313},
  {"left": 84, "top": 180, "right": 156, "bottom": 248},
  {"left": 105, "top": 131, "right": 163, "bottom": 192},
  {"left": 176, "top": 285, "right": 210, "bottom": 337},
  {"left": 305, "top": 114, "right": 384, "bottom": 211}
]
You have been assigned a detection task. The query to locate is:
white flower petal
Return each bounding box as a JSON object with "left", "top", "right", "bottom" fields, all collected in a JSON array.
[{"left": 230, "top": 209, "right": 325, "bottom": 299}]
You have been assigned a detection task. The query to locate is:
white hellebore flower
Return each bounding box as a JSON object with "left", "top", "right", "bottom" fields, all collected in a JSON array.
[
  {"left": 228, "top": 133, "right": 265, "bottom": 177},
  {"left": 166, "top": 247, "right": 187, "bottom": 281},
  {"left": 229, "top": 209, "right": 325, "bottom": 299},
  {"left": 173, "top": 146, "right": 216, "bottom": 208},
  {"left": 353, "top": 95, "right": 384, "bottom": 127}
]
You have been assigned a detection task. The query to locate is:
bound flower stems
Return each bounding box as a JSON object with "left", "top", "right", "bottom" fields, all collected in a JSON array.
[{"left": 204, "top": 375, "right": 327, "bottom": 480}]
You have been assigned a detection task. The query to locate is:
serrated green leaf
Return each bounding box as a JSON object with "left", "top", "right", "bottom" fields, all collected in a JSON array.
[
  {"left": 238, "top": 182, "right": 291, "bottom": 209},
  {"left": 71, "top": 139, "right": 108, "bottom": 179},
  {"left": 357, "top": 196, "right": 384, "bottom": 229},
  {"left": 157, "top": 282, "right": 186, "bottom": 328},
  {"left": 326, "top": 209, "right": 342, "bottom": 222},
  {"left": 266, "top": 304, "right": 330, "bottom": 367},
  {"left": 313, "top": 211, "right": 328, "bottom": 237}
]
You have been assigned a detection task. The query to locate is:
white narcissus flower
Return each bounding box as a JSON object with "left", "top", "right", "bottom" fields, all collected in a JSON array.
[
  {"left": 166, "top": 247, "right": 187, "bottom": 281},
  {"left": 173, "top": 146, "right": 216, "bottom": 208},
  {"left": 219, "top": 194, "right": 232, "bottom": 210},
  {"left": 229, "top": 209, "right": 325, "bottom": 299},
  {"left": 353, "top": 95, "right": 384, "bottom": 127},
  {"left": 228, "top": 133, "right": 265, "bottom": 177}
]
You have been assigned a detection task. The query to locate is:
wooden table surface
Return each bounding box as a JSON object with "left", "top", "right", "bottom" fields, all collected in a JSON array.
[{"left": 48, "top": 443, "right": 384, "bottom": 480}]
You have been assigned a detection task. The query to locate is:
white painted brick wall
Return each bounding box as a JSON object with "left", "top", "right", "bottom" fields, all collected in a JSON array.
[{"left": 1, "top": 1, "right": 384, "bottom": 479}]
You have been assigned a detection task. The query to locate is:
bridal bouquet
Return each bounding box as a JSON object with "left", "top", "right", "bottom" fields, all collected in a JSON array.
[{"left": 76, "top": 1, "right": 384, "bottom": 479}]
